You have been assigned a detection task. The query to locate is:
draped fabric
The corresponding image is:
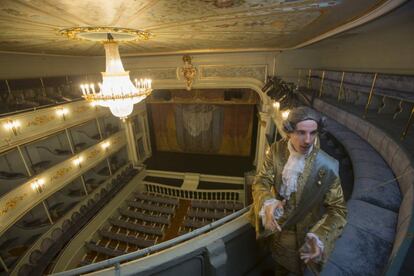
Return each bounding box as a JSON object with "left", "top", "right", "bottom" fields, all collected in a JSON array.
[
  {"left": 175, "top": 104, "right": 223, "bottom": 153},
  {"left": 149, "top": 103, "right": 254, "bottom": 156}
]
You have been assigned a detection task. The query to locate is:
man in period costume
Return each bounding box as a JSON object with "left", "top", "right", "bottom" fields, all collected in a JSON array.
[{"left": 250, "top": 106, "right": 347, "bottom": 275}]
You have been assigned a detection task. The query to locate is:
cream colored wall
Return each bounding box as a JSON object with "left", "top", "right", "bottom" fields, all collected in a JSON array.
[
  {"left": 275, "top": 1, "right": 414, "bottom": 82},
  {"left": 0, "top": 53, "right": 103, "bottom": 79}
]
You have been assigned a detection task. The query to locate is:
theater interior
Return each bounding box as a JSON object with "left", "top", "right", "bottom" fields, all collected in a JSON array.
[{"left": 0, "top": 0, "right": 413, "bottom": 275}]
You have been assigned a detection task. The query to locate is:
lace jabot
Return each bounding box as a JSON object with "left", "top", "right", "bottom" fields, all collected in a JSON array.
[{"left": 280, "top": 141, "right": 312, "bottom": 199}]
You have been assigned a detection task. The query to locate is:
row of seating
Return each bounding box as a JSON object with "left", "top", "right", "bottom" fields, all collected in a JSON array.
[
  {"left": 108, "top": 218, "right": 164, "bottom": 236},
  {"left": 302, "top": 102, "right": 403, "bottom": 276},
  {"left": 118, "top": 207, "right": 171, "bottom": 225},
  {"left": 134, "top": 191, "right": 179, "bottom": 206},
  {"left": 80, "top": 186, "right": 181, "bottom": 265},
  {"left": 126, "top": 200, "right": 175, "bottom": 215},
  {"left": 179, "top": 200, "right": 244, "bottom": 235},
  {"left": 191, "top": 200, "right": 244, "bottom": 211},
  {"left": 98, "top": 229, "right": 156, "bottom": 248},
  {"left": 17, "top": 164, "right": 139, "bottom": 276},
  {"left": 0, "top": 83, "right": 81, "bottom": 115},
  {"left": 307, "top": 69, "right": 414, "bottom": 140}
]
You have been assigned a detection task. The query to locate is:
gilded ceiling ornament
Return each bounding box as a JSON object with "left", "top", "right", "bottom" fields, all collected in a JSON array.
[
  {"left": 59, "top": 27, "right": 152, "bottom": 42},
  {"left": 181, "top": 55, "right": 197, "bottom": 91}
]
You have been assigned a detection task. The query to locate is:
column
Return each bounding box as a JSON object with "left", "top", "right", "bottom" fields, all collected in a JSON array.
[
  {"left": 123, "top": 118, "right": 139, "bottom": 166},
  {"left": 140, "top": 115, "right": 151, "bottom": 159}
]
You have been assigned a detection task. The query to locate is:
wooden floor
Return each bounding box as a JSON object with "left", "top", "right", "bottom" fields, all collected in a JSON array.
[{"left": 160, "top": 199, "right": 190, "bottom": 242}]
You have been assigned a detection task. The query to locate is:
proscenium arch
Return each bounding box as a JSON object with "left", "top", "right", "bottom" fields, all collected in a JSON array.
[{"left": 150, "top": 77, "right": 271, "bottom": 111}]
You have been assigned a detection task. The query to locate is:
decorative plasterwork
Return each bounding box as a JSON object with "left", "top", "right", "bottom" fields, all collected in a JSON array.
[
  {"left": 26, "top": 114, "right": 56, "bottom": 127},
  {"left": 131, "top": 68, "right": 178, "bottom": 80},
  {"left": 199, "top": 65, "right": 267, "bottom": 83},
  {"left": 0, "top": 0, "right": 395, "bottom": 56},
  {"left": 0, "top": 194, "right": 26, "bottom": 216},
  {"left": 59, "top": 27, "right": 152, "bottom": 42}
]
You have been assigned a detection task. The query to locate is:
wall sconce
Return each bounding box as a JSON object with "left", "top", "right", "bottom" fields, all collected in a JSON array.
[
  {"left": 73, "top": 156, "right": 83, "bottom": 168},
  {"left": 31, "top": 178, "right": 45, "bottom": 193},
  {"left": 101, "top": 141, "right": 110, "bottom": 151},
  {"left": 56, "top": 107, "right": 69, "bottom": 120},
  {"left": 281, "top": 110, "right": 290, "bottom": 120},
  {"left": 3, "top": 120, "right": 21, "bottom": 136}
]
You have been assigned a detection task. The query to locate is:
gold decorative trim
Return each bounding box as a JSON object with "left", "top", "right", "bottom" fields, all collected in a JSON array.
[
  {"left": 26, "top": 114, "right": 56, "bottom": 127},
  {"left": 86, "top": 149, "right": 101, "bottom": 160},
  {"left": 59, "top": 27, "right": 152, "bottom": 42},
  {"left": 1, "top": 194, "right": 27, "bottom": 215},
  {"left": 50, "top": 167, "right": 73, "bottom": 182}
]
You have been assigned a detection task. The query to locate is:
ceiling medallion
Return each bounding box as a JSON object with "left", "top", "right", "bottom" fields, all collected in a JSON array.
[{"left": 59, "top": 26, "right": 152, "bottom": 42}]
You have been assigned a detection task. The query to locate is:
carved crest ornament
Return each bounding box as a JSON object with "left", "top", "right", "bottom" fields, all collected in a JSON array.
[{"left": 181, "top": 55, "right": 197, "bottom": 91}]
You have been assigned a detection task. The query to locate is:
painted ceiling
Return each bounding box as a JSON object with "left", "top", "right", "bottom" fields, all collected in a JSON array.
[{"left": 0, "top": 0, "right": 393, "bottom": 56}]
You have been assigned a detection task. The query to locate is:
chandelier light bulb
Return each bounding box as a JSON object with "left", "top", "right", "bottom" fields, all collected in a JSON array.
[{"left": 80, "top": 40, "right": 152, "bottom": 120}]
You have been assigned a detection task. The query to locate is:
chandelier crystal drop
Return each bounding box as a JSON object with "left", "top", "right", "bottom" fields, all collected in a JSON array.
[{"left": 80, "top": 38, "right": 152, "bottom": 120}]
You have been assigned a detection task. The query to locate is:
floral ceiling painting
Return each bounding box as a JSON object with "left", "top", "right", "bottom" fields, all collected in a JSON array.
[{"left": 0, "top": 0, "right": 390, "bottom": 56}]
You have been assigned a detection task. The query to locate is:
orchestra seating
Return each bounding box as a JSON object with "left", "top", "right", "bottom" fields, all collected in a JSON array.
[
  {"left": 179, "top": 200, "right": 244, "bottom": 234},
  {"left": 79, "top": 191, "right": 177, "bottom": 265}
]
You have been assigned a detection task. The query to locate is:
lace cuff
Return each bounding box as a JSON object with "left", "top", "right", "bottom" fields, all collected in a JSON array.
[
  {"left": 259, "top": 198, "right": 279, "bottom": 227},
  {"left": 306, "top": 232, "right": 324, "bottom": 262}
]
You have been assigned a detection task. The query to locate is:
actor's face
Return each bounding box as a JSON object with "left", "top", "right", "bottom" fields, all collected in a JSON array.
[{"left": 289, "top": 120, "right": 318, "bottom": 154}]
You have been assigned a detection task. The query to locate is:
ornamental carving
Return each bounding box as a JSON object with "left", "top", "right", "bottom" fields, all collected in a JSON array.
[
  {"left": 50, "top": 167, "right": 72, "bottom": 182},
  {"left": 26, "top": 114, "right": 56, "bottom": 127},
  {"left": 132, "top": 68, "right": 177, "bottom": 80},
  {"left": 87, "top": 149, "right": 101, "bottom": 160},
  {"left": 180, "top": 55, "right": 197, "bottom": 91},
  {"left": 201, "top": 65, "right": 266, "bottom": 82},
  {"left": 1, "top": 194, "right": 27, "bottom": 215}
]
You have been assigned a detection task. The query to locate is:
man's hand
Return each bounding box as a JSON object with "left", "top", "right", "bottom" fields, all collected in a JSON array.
[
  {"left": 300, "top": 236, "right": 322, "bottom": 264},
  {"left": 263, "top": 199, "right": 286, "bottom": 232}
]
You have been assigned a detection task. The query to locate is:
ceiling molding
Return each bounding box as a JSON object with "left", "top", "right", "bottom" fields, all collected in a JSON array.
[{"left": 292, "top": 0, "right": 408, "bottom": 49}]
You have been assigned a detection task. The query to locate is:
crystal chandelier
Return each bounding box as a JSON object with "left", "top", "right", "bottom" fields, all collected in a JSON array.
[{"left": 80, "top": 34, "right": 152, "bottom": 120}]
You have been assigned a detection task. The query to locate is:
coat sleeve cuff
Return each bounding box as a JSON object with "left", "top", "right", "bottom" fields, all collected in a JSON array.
[
  {"left": 259, "top": 199, "right": 279, "bottom": 227},
  {"left": 306, "top": 232, "right": 324, "bottom": 263}
]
